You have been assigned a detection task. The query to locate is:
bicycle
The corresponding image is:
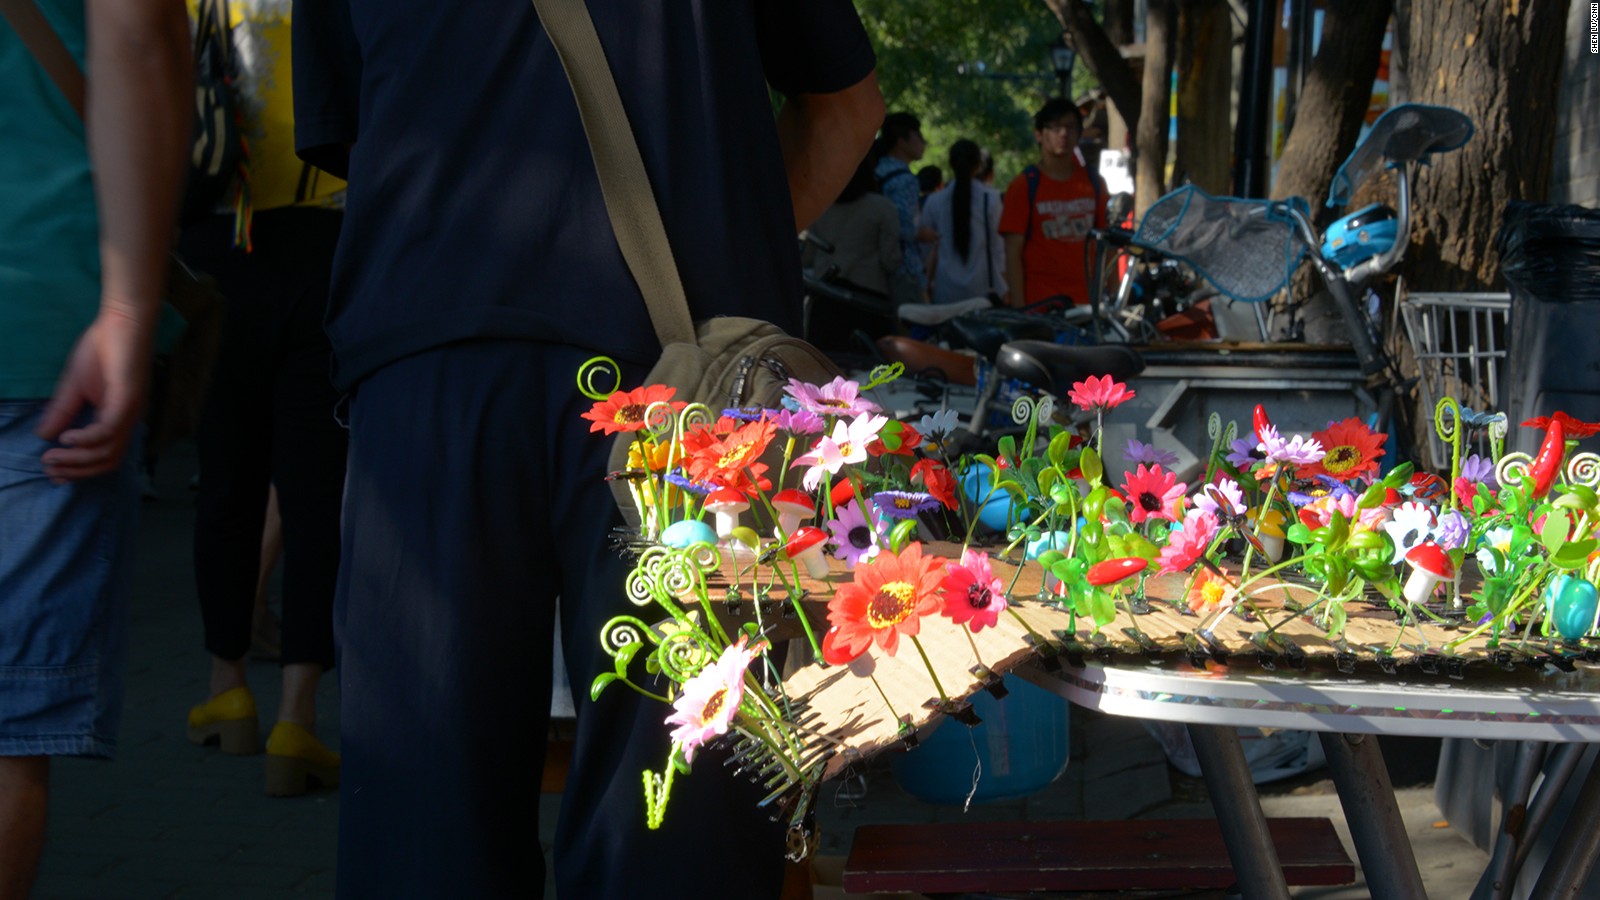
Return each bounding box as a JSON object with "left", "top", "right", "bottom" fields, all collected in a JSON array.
[{"left": 991, "top": 103, "right": 1475, "bottom": 467}]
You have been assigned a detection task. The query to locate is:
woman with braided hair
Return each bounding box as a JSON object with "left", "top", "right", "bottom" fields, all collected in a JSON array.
[{"left": 923, "top": 139, "right": 1006, "bottom": 304}]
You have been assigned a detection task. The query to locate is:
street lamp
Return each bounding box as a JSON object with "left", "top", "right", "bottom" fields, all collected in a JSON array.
[{"left": 1050, "top": 34, "right": 1076, "bottom": 98}]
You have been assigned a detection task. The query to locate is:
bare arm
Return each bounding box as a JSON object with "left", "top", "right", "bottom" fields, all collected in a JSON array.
[
  {"left": 776, "top": 70, "right": 884, "bottom": 232},
  {"left": 36, "top": 0, "right": 191, "bottom": 482},
  {"left": 1004, "top": 234, "right": 1026, "bottom": 308}
]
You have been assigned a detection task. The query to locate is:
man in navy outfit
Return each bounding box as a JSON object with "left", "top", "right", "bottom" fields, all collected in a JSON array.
[{"left": 292, "top": 1, "right": 882, "bottom": 896}]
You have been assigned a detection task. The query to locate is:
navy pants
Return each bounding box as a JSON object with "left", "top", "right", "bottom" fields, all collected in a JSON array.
[{"left": 334, "top": 341, "right": 785, "bottom": 898}]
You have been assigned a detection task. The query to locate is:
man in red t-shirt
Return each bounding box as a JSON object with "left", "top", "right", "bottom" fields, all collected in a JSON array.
[{"left": 999, "top": 98, "right": 1107, "bottom": 308}]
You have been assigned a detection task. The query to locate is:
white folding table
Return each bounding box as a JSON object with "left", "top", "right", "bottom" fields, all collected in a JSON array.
[{"left": 1021, "top": 658, "right": 1600, "bottom": 899}]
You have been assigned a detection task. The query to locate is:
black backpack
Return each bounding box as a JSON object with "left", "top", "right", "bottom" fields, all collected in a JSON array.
[{"left": 181, "top": 0, "right": 247, "bottom": 226}]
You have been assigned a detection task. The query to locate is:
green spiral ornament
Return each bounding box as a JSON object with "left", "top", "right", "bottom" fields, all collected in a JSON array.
[
  {"left": 1435, "top": 397, "right": 1463, "bottom": 506},
  {"left": 663, "top": 402, "right": 715, "bottom": 469},
  {"left": 1488, "top": 413, "right": 1509, "bottom": 463},
  {"left": 1494, "top": 451, "right": 1535, "bottom": 496},
  {"left": 654, "top": 627, "right": 717, "bottom": 683},
  {"left": 1205, "top": 413, "right": 1235, "bottom": 482},
  {"left": 1567, "top": 452, "right": 1600, "bottom": 489},
  {"left": 863, "top": 362, "right": 905, "bottom": 391},
  {"left": 576, "top": 356, "right": 624, "bottom": 400},
  {"left": 599, "top": 615, "right": 655, "bottom": 659}
]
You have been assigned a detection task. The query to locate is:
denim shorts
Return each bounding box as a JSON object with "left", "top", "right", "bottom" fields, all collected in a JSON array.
[{"left": 0, "top": 400, "right": 140, "bottom": 758}]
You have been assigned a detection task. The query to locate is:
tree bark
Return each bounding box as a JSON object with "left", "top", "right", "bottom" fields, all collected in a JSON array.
[
  {"left": 1042, "top": 0, "right": 1141, "bottom": 136},
  {"left": 1269, "top": 0, "right": 1393, "bottom": 226},
  {"left": 1102, "top": 0, "right": 1134, "bottom": 45},
  {"left": 1134, "top": 0, "right": 1174, "bottom": 218},
  {"left": 1172, "top": 0, "right": 1232, "bottom": 194},
  {"left": 1394, "top": 1, "right": 1569, "bottom": 291}
]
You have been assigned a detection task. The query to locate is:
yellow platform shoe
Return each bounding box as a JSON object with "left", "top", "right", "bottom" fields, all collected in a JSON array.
[
  {"left": 265, "top": 721, "right": 340, "bottom": 797},
  {"left": 186, "top": 687, "right": 260, "bottom": 755}
]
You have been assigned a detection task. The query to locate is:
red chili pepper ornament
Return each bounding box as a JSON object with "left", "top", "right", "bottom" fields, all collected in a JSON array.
[
  {"left": 1528, "top": 416, "right": 1566, "bottom": 499},
  {"left": 1252, "top": 404, "right": 1274, "bottom": 443}
]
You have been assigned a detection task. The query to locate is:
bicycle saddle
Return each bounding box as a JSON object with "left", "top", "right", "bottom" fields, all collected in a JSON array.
[
  {"left": 947, "top": 310, "right": 1056, "bottom": 360},
  {"left": 995, "top": 341, "right": 1145, "bottom": 395},
  {"left": 875, "top": 335, "right": 977, "bottom": 386},
  {"left": 898, "top": 296, "right": 992, "bottom": 327},
  {"left": 1328, "top": 104, "right": 1474, "bottom": 207}
]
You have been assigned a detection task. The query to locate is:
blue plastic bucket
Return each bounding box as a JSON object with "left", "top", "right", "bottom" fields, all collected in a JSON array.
[{"left": 890, "top": 674, "right": 1071, "bottom": 804}]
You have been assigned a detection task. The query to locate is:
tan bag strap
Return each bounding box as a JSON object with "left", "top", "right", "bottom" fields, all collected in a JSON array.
[
  {"left": 528, "top": 0, "right": 696, "bottom": 348},
  {"left": 1, "top": 0, "right": 86, "bottom": 117}
]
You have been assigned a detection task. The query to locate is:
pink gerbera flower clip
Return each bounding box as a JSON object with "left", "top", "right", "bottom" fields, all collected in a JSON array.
[
  {"left": 1068, "top": 374, "right": 1135, "bottom": 413},
  {"left": 1121, "top": 464, "right": 1185, "bottom": 525},
  {"left": 664, "top": 637, "right": 762, "bottom": 763},
  {"left": 785, "top": 376, "right": 881, "bottom": 418},
  {"left": 940, "top": 549, "right": 1008, "bottom": 632},
  {"left": 1156, "top": 509, "right": 1219, "bottom": 575}
]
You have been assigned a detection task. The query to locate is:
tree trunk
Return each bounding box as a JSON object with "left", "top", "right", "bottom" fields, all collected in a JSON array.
[
  {"left": 1266, "top": 2, "right": 1391, "bottom": 340},
  {"left": 1102, "top": 0, "right": 1134, "bottom": 45},
  {"left": 1172, "top": 0, "right": 1232, "bottom": 194},
  {"left": 1043, "top": 0, "right": 1141, "bottom": 136},
  {"left": 1269, "top": 0, "right": 1393, "bottom": 225},
  {"left": 1134, "top": 0, "right": 1174, "bottom": 218},
  {"left": 1394, "top": 1, "right": 1569, "bottom": 291}
]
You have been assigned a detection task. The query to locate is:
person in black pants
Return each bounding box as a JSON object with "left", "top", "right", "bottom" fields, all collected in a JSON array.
[
  {"left": 292, "top": 0, "right": 881, "bottom": 895},
  {"left": 183, "top": 206, "right": 347, "bottom": 796}
]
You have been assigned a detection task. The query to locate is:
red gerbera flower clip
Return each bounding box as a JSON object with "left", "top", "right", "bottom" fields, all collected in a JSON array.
[
  {"left": 685, "top": 419, "right": 777, "bottom": 494},
  {"left": 825, "top": 544, "right": 946, "bottom": 659},
  {"left": 1522, "top": 411, "right": 1600, "bottom": 439},
  {"left": 910, "top": 458, "right": 959, "bottom": 511},
  {"left": 939, "top": 548, "right": 1007, "bottom": 632},
  {"left": 1298, "top": 417, "right": 1385, "bottom": 481},
  {"left": 581, "top": 384, "right": 684, "bottom": 435}
]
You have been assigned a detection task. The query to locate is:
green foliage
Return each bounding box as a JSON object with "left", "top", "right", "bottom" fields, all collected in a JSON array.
[{"left": 855, "top": 0, "right": 1090, "bottom": 181}]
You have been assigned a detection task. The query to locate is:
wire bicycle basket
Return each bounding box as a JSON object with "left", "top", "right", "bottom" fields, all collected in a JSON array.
[{"left": 1399, "top": 291, "right": 1511, "bottom": 470}]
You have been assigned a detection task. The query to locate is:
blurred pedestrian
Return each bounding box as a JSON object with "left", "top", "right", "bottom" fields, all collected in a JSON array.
[
  {"left": 0, "top": 0, "right": 189, "bottom": 893},
  {"left": 923, "top": 139, "right": 1006, "bottom": 304},
  {"left": 181, "top": 0, "right": 348, "bottom": 798},
  {"left": 803, "top": 153, "right": 902, "bottom": 296},
  {"left": 1000, "top": 98, "right": 1107, "bottom": 309},
  {"left": 873, "top": 111, "right": 928, "bottom": 304},
  {"left": 916, "top": 164, "right": 943, "bottom": 205}
]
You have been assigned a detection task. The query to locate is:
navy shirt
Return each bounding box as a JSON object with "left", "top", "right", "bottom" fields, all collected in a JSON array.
[{"left": 293, "top": 0, "right": 875, "bottom": 391}]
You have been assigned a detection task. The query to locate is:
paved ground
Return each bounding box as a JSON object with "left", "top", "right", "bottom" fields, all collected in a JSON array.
[
  {"left": 35, "top": 443, "right": 343, "bottom": 899},
  {"left": 32, "top": 440, "right": 1490, "bottom": 898},
  {"left": 810, "top": 713, "right": 1490, "bottom": 898}
]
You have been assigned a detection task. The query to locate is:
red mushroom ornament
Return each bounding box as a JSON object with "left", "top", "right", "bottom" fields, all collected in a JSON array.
[{"left": 1402, "top": 542, "right": 1455, "bottom": 606}]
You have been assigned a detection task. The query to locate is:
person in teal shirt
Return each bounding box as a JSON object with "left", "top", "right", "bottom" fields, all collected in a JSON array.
[{"left": 0, "top": 0, "right": 189, "bottom": 892}]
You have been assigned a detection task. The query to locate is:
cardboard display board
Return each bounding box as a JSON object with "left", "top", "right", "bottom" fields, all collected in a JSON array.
[{"left": 705, "top": 543, "right": 1582, "bottom": 782}]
